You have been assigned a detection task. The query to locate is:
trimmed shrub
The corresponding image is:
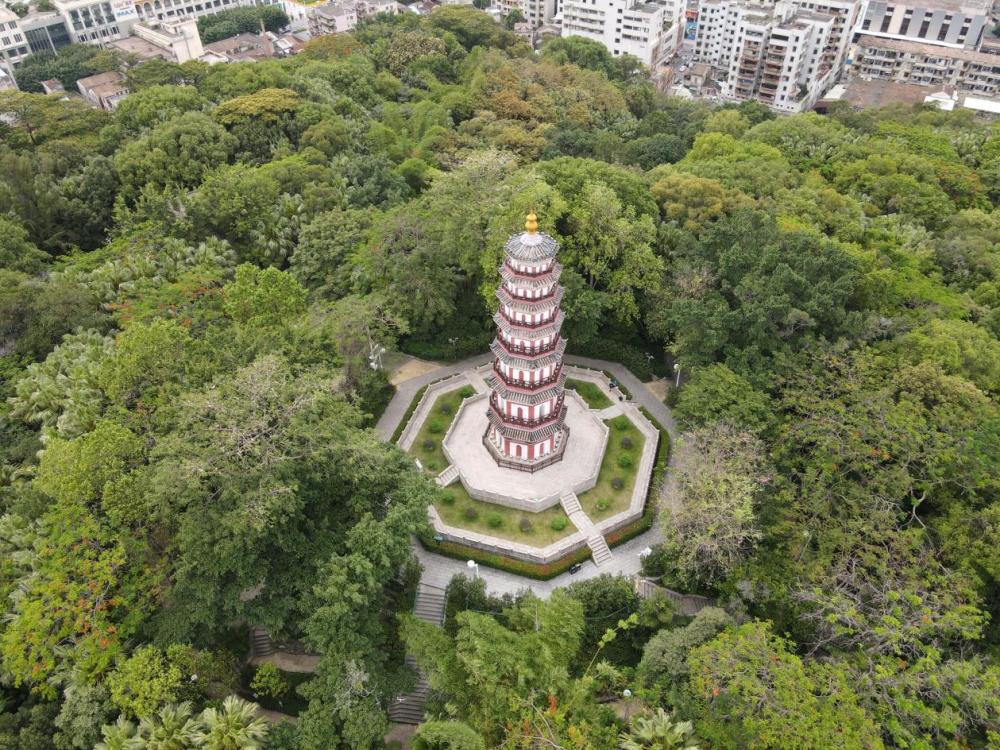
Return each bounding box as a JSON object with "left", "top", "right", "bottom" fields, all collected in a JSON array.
[
  {"left": 459, "top": 385, "right": 476, "bottom": 398},
  {"left": 440, "top": 492, "right": 455, "bottom": 506},
  {"left": 596, "top": 498, "right": 610, "bottom": 512},
  {"left": 611, "top": 477, "right": 625, "bottom": 490},
  {"left": 615, "top": 418, "right": 630, "bottom": 432},
  {"left": 550, "top": 516, "right": 568, "bottom": 531},
  {"left": 621, "top": 436, "right": 633, "bottom": 449},
  {"left": 428, "top": 419, "right": 444, "bottom": 435},
  {"left": 464, "top": 507, "right": 479, "bottom": 521},
  {"left": 487, "top": 513, "right": 503, "bottom": 529},
  {"left": 422, "top": 439, "right": 436, "bottom": 452},
  {"left": 519, "top": 517, "right": 532, "bottom": 533},
  {"left": 617, "top": 454, "right": 634, "bottom": 469},
  {"left": 439, "top": 403, "right": 453, "bottom": 415}
]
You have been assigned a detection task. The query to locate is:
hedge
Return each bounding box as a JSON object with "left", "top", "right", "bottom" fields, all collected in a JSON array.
[
  {"left": 418, "top": 534, "right": 593, "bottom": 580},
  {"left": 390, "top": 384, "right": 428, "bottom": 444}
]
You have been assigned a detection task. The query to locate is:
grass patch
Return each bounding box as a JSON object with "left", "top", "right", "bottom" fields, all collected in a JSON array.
[
  {"left": 579, "top": 415, "right": 645, "bottom": 522},
  {"left": 565, "top": 378, "right": 613, "bottom": 409},
  {"left": 434, "top": 483, "right": 576, "bottom": 546},
  {"left": 391, "top": 385, "right": 427, "bottom": 444},
  {"left": 405, "top": 385, "right": 475, "bottom": 474},
  {"left": 419, "top": 533, "right": 592, "bottom": 580}
]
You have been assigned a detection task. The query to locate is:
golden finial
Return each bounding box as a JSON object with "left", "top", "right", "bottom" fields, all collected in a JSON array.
[{"left": 525, "top": 212, "right": 538, "bottom": 235}]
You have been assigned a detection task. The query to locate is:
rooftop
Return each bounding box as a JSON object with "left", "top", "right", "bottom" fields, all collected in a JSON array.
[
  {"left": 823, "top": 77, "right": 935, "bottom": 108},
  {"left": 110, "top": 35, "right": 173, "bottom": 60},
  {"left": 203, "top": 32, "right": 274, "bottom": 61},
  {"left": 0, "top": 7, "right": 18, "bottom": 22},
  {"left": 77, "top": 70, "right": 127, "bottom": 89},
  {"left": 856, "top": 34, "right": 998, "bottom": 64}
]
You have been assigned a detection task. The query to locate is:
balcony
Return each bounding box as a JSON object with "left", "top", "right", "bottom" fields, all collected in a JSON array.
[
  {"left": 489, "top": 393, "right": 566, "bottom": 428},
  {"left": 497, "top": 308, "right": 558, "bottom": 330},
  {"left": 493, "top": 361, "right": 563, "bottom": 390},
  {"left": 503, "top": 260, "right": 554, "bottom": 278},
  {"left": 494, "top": 335, "right": 560, "bottom": 358}
]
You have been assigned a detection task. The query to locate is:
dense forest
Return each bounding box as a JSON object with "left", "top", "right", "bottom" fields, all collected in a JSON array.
[{"left": 1, "top": 7, "right": 999, "bottom": 749}]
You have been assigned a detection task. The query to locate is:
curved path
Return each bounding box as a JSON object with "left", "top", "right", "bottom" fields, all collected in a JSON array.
[{"left": 377, "top": 353, "right": 681, "bottom": 598}]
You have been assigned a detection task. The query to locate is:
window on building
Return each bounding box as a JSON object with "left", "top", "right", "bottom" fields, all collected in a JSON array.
[
  {"left": 918, "top": 18, "right": 930, "bottom": 37},
  {"left": 879, "top": 14, "right": 891, "bottom": 32},
  {"left": 899, "top": 17, "right": 910, "bottom": 34}
]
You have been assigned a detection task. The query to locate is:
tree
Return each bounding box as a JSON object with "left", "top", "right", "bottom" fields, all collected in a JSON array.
[
  {"left": 113, "top": 85, "right": 206, "bottom": 136},
  {"left": 114, "top": 112, "right": 237, "bottom": 203},
  {"left": 638, "top": 607, "right": 733, "bottom": 688},
  {"left": 0, "top": 215, "right": 48, "bottom": 274},
  {"left": 249, "top": 663, "right": 288, "bottom": 702},
  {"left": 672, "top": 364, "right": 771, "bottom": 433},
  {"left": 660, "top": 424, "right": 768, "bottom": 589},
  {"left": 200, "top": 696, "right": 268, "bottom": 750},
  {"left": 686, "top": 622, "right": 884, "bottom": 750},
  {"left": 108, "top": 646, "right": 184, "bottom": 719},
  {"left": 222, "top": 264, "right": 306, "bottom": 327},
  {"left": 412, "top": 721, "right": 485, "bottom": 750},
  {"left": 132, "top": 702, "right": 205, "bottom": 750},
  {"left": 94, "top": 717, "right": 138, "bottom": 750},
  {"left": 649, "top": 172, "right": 751, "bottom": 232}
]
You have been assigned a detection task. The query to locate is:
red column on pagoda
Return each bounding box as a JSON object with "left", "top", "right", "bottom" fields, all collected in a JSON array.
[{"left": 483, "top": 213, "right": 569, "bottom": 472}]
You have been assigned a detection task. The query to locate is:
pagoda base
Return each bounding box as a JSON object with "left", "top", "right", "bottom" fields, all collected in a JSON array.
[
  {"left": 442, "top": 390, "right": 609, "bottom": 511},
  {"left": 482, "top": 424, "right": 570, "bottom": 474}
]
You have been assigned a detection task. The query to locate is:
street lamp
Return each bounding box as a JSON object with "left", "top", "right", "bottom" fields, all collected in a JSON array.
[
  {"left": 673, "top": 362, "right": 681, "bottom": 388},
  {"left": 467, "top": 559, "right": 479, "bottom": 580}
]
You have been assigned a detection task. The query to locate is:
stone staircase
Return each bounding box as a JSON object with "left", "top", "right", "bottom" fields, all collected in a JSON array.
[
  {"left": 560, "top": 491, "right": 590, "bottom": 531},
  {"left": 250, "top": 626, "right": 274, "bottom": 657},
  {"left": 436, "top": 464, "right": 460, "bottom": 487},
  {"left": 586, "top": 533, "right": 613, "bottom": 567},
  {"left": 388, "top": 583, "right": 447, "bottom": 725}
]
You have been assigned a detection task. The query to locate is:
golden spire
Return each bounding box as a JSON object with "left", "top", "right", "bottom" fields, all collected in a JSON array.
[{"left": 524, "top": 212, "right": 538, "bottom": 235}]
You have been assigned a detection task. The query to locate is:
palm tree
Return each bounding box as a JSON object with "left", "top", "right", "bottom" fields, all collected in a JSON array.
[
  {"left": 618, "top": 708, "right": 702, "bottom": 750},
  {"left": 133, "top": 702, "right": 206, "bottom": 750},
  {"left": 198, "top": 696, "right": 269, "bottom": 750},
  {"left": 95, "top": 716, "right": 141, "bottom": 750}
]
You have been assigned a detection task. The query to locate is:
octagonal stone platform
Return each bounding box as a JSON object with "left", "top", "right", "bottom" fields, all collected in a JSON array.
[{"left": 442, "top": 389, "right": 609, "bottom": 511}]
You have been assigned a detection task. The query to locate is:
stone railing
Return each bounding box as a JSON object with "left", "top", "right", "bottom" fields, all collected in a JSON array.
[
  {"left": 428, "top": 506, "right": 589, "bottom": 564},
  {"left": 397, "top": 374, "right": 473, "bottom": 452}
]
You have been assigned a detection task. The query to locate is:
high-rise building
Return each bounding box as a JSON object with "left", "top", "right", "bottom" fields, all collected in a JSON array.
[
  {"left": 485, "top": 213, "right": 569, "bottom": 470},
  {"left": 561, "top": 0, "right": 668, "bottom": 66},
  {"left": 0, "top": 7, "right": 32, "bottom": 70},
  {"left": 692, "top": 0, "right": 860, "bottom": 111}
]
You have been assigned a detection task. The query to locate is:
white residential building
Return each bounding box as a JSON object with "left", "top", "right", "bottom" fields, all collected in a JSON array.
[
  {"left": 692, "top": 0, "right": 860, "bottom": 111},
  {"left": 561, "top": 0, "right": 667, "bottom": 66},
  {"left": 0, "top": 7, "right": 33, "bottom": 68},
  {"left": 307, "top": 0, "right": 399, "bottom": 35}
]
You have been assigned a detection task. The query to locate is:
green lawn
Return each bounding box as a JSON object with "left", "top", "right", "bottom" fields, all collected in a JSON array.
[
  {"left": 434, "top": 482, "right": 577, "bottom": 547},
  {"left": 407, "top": 385, "right": 476, "bottom": 474},
  {"left": 566, "top": 378, "right": 613, "bottom": 409},
  {"left": 578, "top": 415, "right": 645, "bottom": 522}
]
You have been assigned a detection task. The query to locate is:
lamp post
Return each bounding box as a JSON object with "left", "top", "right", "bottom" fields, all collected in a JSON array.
[
  {"left": 467, "top": 559, "right": 479, "bottom": 580},
  {"left": 673, "top": 362, "right": 681, "bottom": 388}
]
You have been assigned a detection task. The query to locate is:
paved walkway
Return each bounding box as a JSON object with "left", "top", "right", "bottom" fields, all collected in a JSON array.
[{"left": 378, "top": 353, "right": 680, "bottom": 598}]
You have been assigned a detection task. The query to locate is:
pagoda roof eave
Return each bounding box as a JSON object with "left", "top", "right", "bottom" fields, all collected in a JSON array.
[{"left": 490, "top": 338, "right": 567, "bottom": 369}]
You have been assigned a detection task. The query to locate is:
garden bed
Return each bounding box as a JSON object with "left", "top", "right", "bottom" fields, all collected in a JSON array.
[
  {"left": 565, "top": 378, "right": 613, "bottom": 409},
  {"left": 406, "top": 385, "right": 475, "bottom": 474},
  {"left": 578, "top": 415, "right": 645, "bottom": 522},
  {"left": 433, "top": 482, "right": 576, "bottom": 546}
]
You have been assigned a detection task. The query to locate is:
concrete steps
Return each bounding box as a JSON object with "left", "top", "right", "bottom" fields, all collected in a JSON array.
[
  {"left": 587, "top": 533, "right": 613, "bottom": 567},
  {"left": 559, "top": 491, "right": 582, "bottom": 515},
  {"left": 436, "top": 464, "right": 460, "bottom": 487},
  {"left": 389, "top": 585, "right": 447, "bottom": 725},
  {"left": 250, "top": 626, "right": 274, "bottom": 657}
]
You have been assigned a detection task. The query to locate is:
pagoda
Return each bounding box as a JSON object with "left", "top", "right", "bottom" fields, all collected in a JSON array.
[{"left": 484, "top": 213, "right": 569, "bottom": 472}]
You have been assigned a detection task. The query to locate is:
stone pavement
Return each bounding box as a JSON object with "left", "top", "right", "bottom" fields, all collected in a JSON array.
[{"left": 378, "top": 353, "right": 678, "bottom": 599}]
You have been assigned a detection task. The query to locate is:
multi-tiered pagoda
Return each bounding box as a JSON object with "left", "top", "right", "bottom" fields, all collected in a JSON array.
[{"left": 484, "top": 213, "right": 569, "bottom": 472}]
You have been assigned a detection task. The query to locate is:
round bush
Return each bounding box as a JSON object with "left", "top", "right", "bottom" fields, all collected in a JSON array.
[
  {"left": 439, "top": 403, "right": 453, "bottom": 415},
  {"left": 617, "top": 453, "right": 634, "bottom": 469},
  {"left": 487, "top": 513, "right": 503, "bottom": 529},
  {"left": 422, "top": 439, "right": 435, "bottom": 452},
  {"left": 440, "top": 492, "right": 455, "bottom": 506},
  {"left": 596, "top": 498, "right": 610, "bottom": 512},
  {"left": 519, "top": 517, "right": 533, "bottom": 533},
  {"left": 459, "top": 386, "right": 475, "bottom": 398},
  {"left": 550, "top": 516, "right": 568, "bottom": 532},
  {"left": 464, "top": 507, "right": 479, "bottom": 521},
  {"left": 611, "top": 477, "right": 625, "bottom": 491},
  {"left": 620, "top": 436, "right": 633, "bottom": 449},
  {"left": 615, "top": 419, "right": 629, "bottom": 432},
  {"left": 427, "top": 419, "right": 444, "bottom": 435}
]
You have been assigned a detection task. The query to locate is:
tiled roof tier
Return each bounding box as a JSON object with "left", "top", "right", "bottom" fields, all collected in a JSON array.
[
  {"left": 490, "top": 337, "right": 567, "bottom": 370},
  {"left": 499, "top": 262, "right": 562, "bottom": 289},
  {"left": 496, "top": 286, "right": 564, "bottom": 313},
  {"left": 486, "top": 409, "right": 567, "bottom": 442},
  {"left": 486, "top": 371, "right": 566, "bottom": 404},
  {"left": 503, "top": 231, "right": 559, "bottom": 262},
  {"left": 493, "top": 310, "right": 564, "bottom": 340}
]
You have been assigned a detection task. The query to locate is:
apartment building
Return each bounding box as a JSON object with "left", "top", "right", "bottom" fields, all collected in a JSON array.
[
  {"left": 856, "top": 0, "right": 989, "bottom": 50},
  {"left": 850, "top": 33, "right": 1000, "bottom": 96},
  {"left": 109, "top": 17, "right": 204, "bottom": 60},
  {"left": 0, "top": 7, "right": 32, "bottom": 69},
  {"left": 306, "top": 0, "right": 399, "bottom": 35},
  {"left": 561, "top": 0, "right": 668, "bottom": 66},
  {"left": 692, "top": 0, "right": 859, "bottom": 111}
]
